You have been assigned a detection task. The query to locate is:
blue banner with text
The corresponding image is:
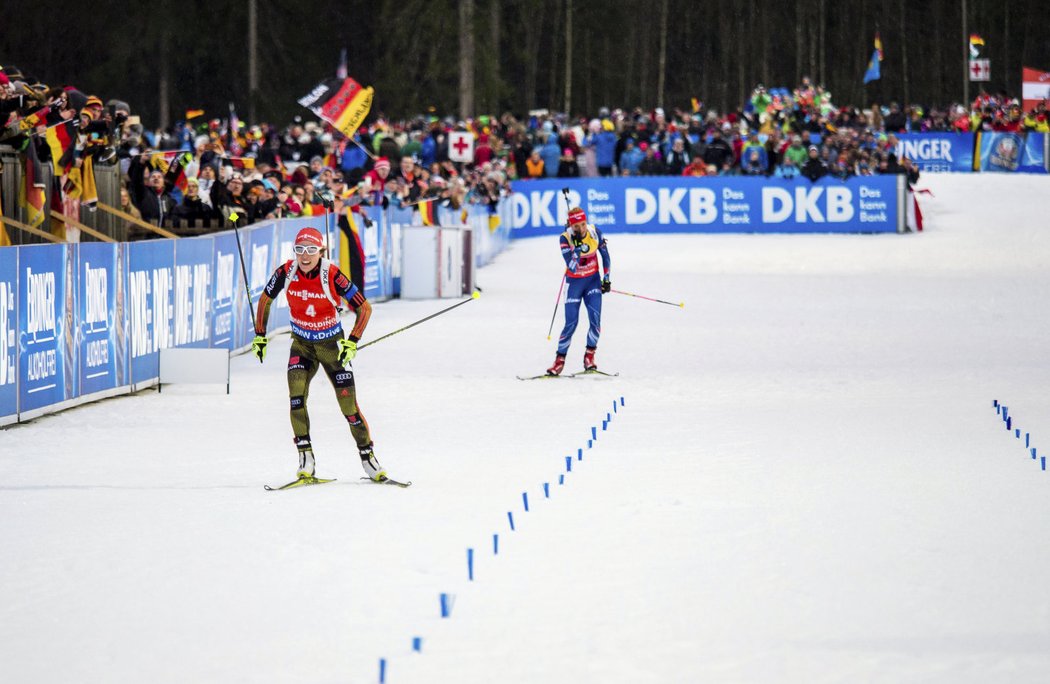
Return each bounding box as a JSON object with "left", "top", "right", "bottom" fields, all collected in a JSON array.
[
  {"left": 0, "top": 247, "right": 17, "bottom": 420},
  {"left": 509, "top": 176, "right": 902, "bottom": 238}
]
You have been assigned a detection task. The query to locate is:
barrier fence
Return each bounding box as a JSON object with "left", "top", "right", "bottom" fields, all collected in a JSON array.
[
  {"left": 895, "top": 131, "right": 1048, "bottom": 173},
  {"left": 0, "top": 200, "right": 513, "bottom": 425},
  {"left": 508, "top": 175, "right": 907, "bottom": 238}
]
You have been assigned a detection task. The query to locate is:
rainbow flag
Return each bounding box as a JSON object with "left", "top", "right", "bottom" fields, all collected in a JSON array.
[{"left": 298, "top": 76, "right": 374, "bottom": 138}]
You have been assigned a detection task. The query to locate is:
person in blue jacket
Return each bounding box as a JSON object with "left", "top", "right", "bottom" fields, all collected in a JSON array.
[
  {"left": 540, "top": 131, "right": 562, "bottom": 178},
  {"left": 547, "top": 207, "right": 612, "bottom": 375},
  {"left": 587, "top": 119, "right": 619, "bottom": 176}
]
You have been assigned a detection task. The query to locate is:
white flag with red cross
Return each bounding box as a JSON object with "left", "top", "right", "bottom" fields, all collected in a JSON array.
[
  {"left": 448, "top": 131, "right": 475, "bottom": 163},
  {"left": 969, "top": 59, "right": 991, "bottom": 82}
]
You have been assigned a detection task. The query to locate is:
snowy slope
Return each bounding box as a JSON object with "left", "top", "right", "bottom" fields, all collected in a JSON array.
[{"left": 2, "top": 174, "right": 1050, "bottom": 683}]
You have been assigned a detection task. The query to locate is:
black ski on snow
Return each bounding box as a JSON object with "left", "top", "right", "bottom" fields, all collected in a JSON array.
[
  {"left": 361, "top": 476, "right": 412, "bottom": 488},
  {"left": 264, "top": 476, "right": 337, "bottom": 491}
]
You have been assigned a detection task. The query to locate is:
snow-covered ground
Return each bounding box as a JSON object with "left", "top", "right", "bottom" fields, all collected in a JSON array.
[{"left": 2, "top": 174, "right": 1050, "bottom": 683}]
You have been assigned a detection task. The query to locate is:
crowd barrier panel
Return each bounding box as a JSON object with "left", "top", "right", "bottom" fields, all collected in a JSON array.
[
  {"left": 896, "top": 132, "right": 1048, "bottom": 173},
  {"left": 0, "top": 214, "right": 344, "bottom": 425},
  {"left": 507, "top": 175, "right": 907, "bottom": 238}
]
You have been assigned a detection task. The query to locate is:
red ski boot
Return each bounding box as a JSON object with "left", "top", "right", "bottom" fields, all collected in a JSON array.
[
  {"left": 546, "top": 354, "right": 566, "bottom": 376},
  {"left": 583, "top": 347, "right": 598, "bottom": 371}
]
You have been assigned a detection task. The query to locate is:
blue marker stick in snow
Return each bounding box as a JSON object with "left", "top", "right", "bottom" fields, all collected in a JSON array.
[{"left": 440, "top": 593, "right": 453, "bottom": 617}]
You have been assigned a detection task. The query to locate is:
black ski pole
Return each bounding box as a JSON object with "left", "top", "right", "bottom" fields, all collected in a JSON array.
[
  {"left": 358, "top": 291, "right": 480, "bottom": 351},
  {"left": 228, "top": 210, "right": 259, "bottom": 333},
  {"left": 546, "top": 187, "right": 576, "bottom": 339}
]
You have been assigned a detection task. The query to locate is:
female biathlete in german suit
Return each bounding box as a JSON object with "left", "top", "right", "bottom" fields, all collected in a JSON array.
[{"left": 251, "top": 227, "right": 387, "bottom": 483}]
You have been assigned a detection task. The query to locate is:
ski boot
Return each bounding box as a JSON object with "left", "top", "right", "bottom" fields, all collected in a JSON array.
[
  {"left": 546, "top": 354, "right": 566, "bottom": 376},
  {"left": 583, "top": 347, "right": 598, "bottom": 372},
  {"left": 359, "top": 444, "right": 387, "bottom": 482},
  {"left": 295, "top": 436, "right": 316, "bottom": 478}
]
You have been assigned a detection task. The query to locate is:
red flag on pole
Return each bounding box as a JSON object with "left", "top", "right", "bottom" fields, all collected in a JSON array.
[{"left": 1022, "top": 67, "right": 1050, "bottom": 113}]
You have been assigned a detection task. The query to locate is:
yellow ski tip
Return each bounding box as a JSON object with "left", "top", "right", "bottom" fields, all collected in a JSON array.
[
  {"left": 680, "top": 302, "right": 685, "bottom": 308},
  {"left": 471, "top": 290, "right": 481, "bottom": 299},
  {"left": 229, "top": 211, "right": 240, "bottom": 222}
]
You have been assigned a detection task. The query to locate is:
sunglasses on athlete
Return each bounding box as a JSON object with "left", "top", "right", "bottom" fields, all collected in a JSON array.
[{"left": 293, "top": 244, "right": 321, "bottom": 255}]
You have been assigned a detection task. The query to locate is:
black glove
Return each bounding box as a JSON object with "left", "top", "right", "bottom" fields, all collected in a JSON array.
[{"left": 601, "top": 277, "right": 611, "bottom": 294}]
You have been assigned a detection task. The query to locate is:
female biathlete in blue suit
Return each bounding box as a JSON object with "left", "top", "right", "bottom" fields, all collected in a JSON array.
[{"left": 547, "top": 207, "right": 611, "bottom": 376}]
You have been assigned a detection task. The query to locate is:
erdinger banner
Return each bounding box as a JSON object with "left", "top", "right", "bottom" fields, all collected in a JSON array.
[
  {"left": 78, "top": 243, "right": 123, "bottom": 396},
  {"left": 0, "top": 247, "right": 17, "bottom": 421},
  {"left": 18, "top": 243, "right": 76, "bottom": 412},
  {"left": 975, "top": 132, "right": 1048, "bottom": 173},
  {"left": 895, "top": 134, "right": 974, "bottom": 172},
  {"left": 509, "top": 176, "right": 903, "bottom": 237}
]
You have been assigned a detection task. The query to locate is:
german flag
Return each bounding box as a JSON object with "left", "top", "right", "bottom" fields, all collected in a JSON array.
[
  {"left": 298, "top": 77, "right": 374, "bottom": 138},
  {"left": 45, "top": 120, "right": 76, "bottom": 176},
  {"left": 227, "top": 156, "right": 256, "bottom": 172},
  {"left": 419, "top": 198, "right": 438, "bottom": 226},
  {"left": 186, "top": 108, "right": 205, "bottom": 120},
  {"left": 19, "top": 140, "right": 46, "bottom": 228}
]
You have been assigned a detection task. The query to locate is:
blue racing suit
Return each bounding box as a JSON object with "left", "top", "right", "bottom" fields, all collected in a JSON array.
[{"left": 556, "top": 224, "right": 611, "bottom": 356}]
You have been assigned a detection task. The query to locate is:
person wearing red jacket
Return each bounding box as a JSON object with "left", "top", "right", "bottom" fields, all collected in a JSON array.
[{"left": 252, "top": 227, "right": 388, "bottom": 484}]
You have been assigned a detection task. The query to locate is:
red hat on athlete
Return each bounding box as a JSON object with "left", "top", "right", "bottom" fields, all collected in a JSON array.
[
  {"left": 295, "top": 227, "right": 324, "bottom": 247},
  {"left": 568, "top": 207, "right": 587, "bottom": 225}
]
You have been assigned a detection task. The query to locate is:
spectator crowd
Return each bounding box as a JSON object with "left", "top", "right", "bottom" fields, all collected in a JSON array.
[{"left": 3, "top": 62, "right": 1048, "bottom": 239}]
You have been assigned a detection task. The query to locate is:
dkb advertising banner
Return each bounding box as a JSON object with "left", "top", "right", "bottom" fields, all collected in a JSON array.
[
  {"left": 18, "top": 243, "right": 75, "bottom": 412},
  {"left": 211, "top": 232, "right": 240, "bottom": 350},
  {"left": 173, "top": 237, "right": 214, "bottom": 349},
  {"left": 895, "top": 133, "right": 974, "bottom": 172},
  {"left": 127, "top": 240, "right": 175, "bottom": 384},
  {"left": 78, "top": 242, "right": 122, "bottom": 396},
  {"left": 975, "top": 132, "right": 1048, "bottom": 173},
  {"left": 0, "top": 247, "right": 17, "bottom": 421},
  {"left": 509, "top": 176, "right": 903, "bottom": 238}
]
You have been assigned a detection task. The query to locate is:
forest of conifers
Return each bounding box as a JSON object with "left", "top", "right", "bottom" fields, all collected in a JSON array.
[{"left": 2, "top": 0, "right": 1047, "bottom": 126}]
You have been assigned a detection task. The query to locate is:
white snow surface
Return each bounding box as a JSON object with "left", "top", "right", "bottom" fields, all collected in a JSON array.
[{"left": 3, "top": 174, "right": 1050, "bottom": 683}]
